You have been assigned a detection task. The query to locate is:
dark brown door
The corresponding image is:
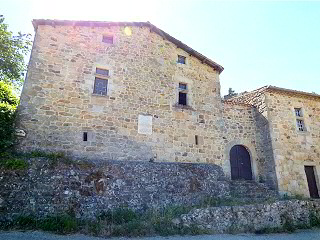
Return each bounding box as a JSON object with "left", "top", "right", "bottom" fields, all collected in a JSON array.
[
  {"left": 304, "top": 166, "right": 319, "bottom": 198},
  {"left": 230, "top": 145, "right": 252, "bottom": 180}
]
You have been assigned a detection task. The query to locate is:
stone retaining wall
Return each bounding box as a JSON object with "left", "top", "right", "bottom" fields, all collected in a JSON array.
[
  {"left": 0, "top": 158, "right": 231, "bottom": 220},
  {"left": 176, "top": 199, "right": 320, "bottom": 233}
]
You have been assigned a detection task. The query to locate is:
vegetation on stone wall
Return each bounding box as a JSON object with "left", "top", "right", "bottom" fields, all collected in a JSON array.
[{"left": 0, "top": 207, "right": 209, "bottom": 237}]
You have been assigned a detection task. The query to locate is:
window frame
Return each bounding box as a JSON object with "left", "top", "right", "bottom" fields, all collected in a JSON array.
[
  {"left": 178, "top": 82, "right": 188, "bottom": 106},
  {"left": 102, "top": 35, "right": 114, "bottom": 44},
  {"left": 93, "top": 77, "right": 108, "bottom": 96},
  {"left": 92, "top": 67, "right": 110, "bottom": 96},
  {"left": 177, "top": 55, "right": 186, "bottom": 64},
  {"left": 293, "top": 107, "right": 307, "bottom": 132},
  {"left": 95, "top": 68, "right": 109, "bottom": 77}
]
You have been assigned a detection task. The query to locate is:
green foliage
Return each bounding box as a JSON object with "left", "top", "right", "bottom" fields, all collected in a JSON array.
[
  {"left": 310, "top": 211, "right": 320, "bottom": 227},
  {"left": 0, "top": 15, "right": 32, "bottom": 88},
  {"left": 281, "top": 214, "right": 296, "bottom": 233},
  {"left": 0, "top": 152, "right": 28, "bottom": 170},
  {"left": 0, "top": 81, "right": 19, "bottom": 105},
  {"left": 39, "top": 215, "right": 78, "bottom": 234},
  {"left": 0, "top": 103, "right": 16, "bottom": 152},
  {"left": 0, "top": 81, "right": 19, "bottom": 152},
  {"left": 12, "top": 214, "right": 78, "bottom": 234},
  {"left": 99, "top": 208, "right": 138, "bottom": 224},
  {"left": 27, "top": 150, "right": 73, "bottom": 167}
]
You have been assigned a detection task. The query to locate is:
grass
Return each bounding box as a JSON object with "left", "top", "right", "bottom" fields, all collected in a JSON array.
[
  {"left": 0, "top": 207, "right": 210, "bottom": 237},
  {"left": 0, "top": 152, "right": 28, "bottom": 170},
  {"left": 0, "top": 150, "right": 95, "bottom": 170},
  {"left": 255, "top": 211, "right": 320, "bottom": 235}
]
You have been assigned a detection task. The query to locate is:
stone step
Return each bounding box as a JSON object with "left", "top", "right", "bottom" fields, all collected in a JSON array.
[{"left": 229, "top": 180, "right": 278, "bottom": 199}]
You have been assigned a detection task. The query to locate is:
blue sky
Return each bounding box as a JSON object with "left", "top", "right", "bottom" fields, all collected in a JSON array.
[{"left": 2, "top": 0, "right": 320, "bottom": 95}]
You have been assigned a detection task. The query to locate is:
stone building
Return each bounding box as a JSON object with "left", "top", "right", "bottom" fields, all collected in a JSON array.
[{"left": 17, "top": 19, "right": 320, "bottom": 198}]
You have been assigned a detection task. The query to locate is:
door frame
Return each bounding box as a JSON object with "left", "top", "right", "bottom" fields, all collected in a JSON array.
[
  {"left": 304, "top": 165, "right": 320, "bottom": 198},
  {"left": 303, "top": 161, "right": 320, "bottom": 198},
  {"left": 223, "top": 140, "right": 259, "bottom": 181},
  {"left": 230, "top": 145, "right": 253, "bottom": 180}
]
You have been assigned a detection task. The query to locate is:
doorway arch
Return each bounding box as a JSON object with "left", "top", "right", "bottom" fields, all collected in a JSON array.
[{"left": 230, "top": 145, "right": 253, "bottom": 180}]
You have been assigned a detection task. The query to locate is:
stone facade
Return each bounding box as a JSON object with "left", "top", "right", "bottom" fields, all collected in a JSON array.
[
  {"left": 17, "top": 20, "right": 320, "bottom": 197},
  {"left": 265, "top": 90, "right": 320, "bottom": 196},
  {"left": 228, "top": 87, "right": 320, "bottom": 197}
]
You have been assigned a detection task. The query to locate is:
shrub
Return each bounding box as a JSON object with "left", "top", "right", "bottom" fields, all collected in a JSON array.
[
  {"left": 0, "top": 102, "right": 17, "bottom": 152},
  {"left": 0, "top": 152, "right": 28, "bottom": 170},
  {"left": 0, "top": 82, "right": 19, "bottom": 153}
]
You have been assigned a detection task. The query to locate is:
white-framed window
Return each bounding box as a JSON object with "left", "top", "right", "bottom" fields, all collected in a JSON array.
[
  {"left": 93, "top": 67, "right": 109, "bottom": 95},
  {"left": 178, "top": 83, "right": 188, "bottom": 105},
  {"left": 294, "top": 108, "right": 306, "bottom": 132}
]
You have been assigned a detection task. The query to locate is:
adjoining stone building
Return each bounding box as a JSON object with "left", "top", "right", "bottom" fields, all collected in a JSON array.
[{"left": 17, "top": 19, "right": 320, "bottom": 198}]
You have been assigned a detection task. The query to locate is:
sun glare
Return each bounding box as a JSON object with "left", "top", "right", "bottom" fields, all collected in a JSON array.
[{"left": 124, "top": 26, "right": 132, "bottom": 36}]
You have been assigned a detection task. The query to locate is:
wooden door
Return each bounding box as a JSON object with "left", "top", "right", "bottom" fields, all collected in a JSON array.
[
  {"left": 230, "top": 145, "right": 252, "bottom": 180},
  {"left": 304, "top": 166, "right": 319, "bottom": 198}
]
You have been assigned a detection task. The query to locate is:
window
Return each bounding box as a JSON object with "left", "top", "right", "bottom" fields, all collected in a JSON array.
[
  {"left": 297, "top": 119, "right": 305, "bottom": 132},
  {"left": 96, "top": 68, "right": 109, "bottom": 76},
  {"left": 295, "top": 108, "right": 303, "bottom": 117},
  {"left": 177, "top": 55, "right": 186, "bottom": 64},
  {"left": 178, "top": 83, "right": 188, "bottom": 105},
  {"left": 195, "top": 135, "right": 199, "bottom": 145},
  {"left": 198, "top": 115, "right": 205, "bottom": 123},
  {"left": 83, "top": 132, "right": 88, "bottom": 141},
  {"left": 294, "top": 108, "right": 306, "bottom": 132},
  {"left": 93, "top": 78, "right": 108, "bottom": 95},
  {"left": 102, "top": 35, "right": 113, "bottom": 44}
]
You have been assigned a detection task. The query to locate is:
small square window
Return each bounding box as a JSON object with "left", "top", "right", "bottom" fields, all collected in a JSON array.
[
  {"left": 96, "top": 68, "right": 109, "bottom": 76},
  {"left": 179, "top": 83, "right": 187, "bottom": 90},
  {"left": 295, "top": 108, "right": 303, "bottom": 117},
  {"left": 93, "top": 77, "right": 108, "bottom": 95},
  {"left": 102, "top": 35, "right": 113, "bottom": 44},
  {"left": 296, "top": 119, "right": 305, "bottom": 132},
  {"left": 177, "top": 55, "right": 186, "bottom": 64}
]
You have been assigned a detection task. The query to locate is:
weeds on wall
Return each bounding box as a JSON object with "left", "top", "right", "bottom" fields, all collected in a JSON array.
[
  {"left": 0, "top": 207, "right": 209, "bottom": 237},
  {"left": 0, "top": 152, "right": 28, "bottom": 170}
]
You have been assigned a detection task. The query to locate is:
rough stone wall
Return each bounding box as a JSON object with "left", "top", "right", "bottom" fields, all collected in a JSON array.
[
  {"left": 0, "top": 159, "right": 231, "bottom": 219},
  {"left": 0, "top": 158, "right": 279, "bottom": 221},
  {"left": 18, "top": 24, "right": 225, "bottom": 164},
  {"left": 222, "top": 103, "right": 260, "bottom": 179},
  {"left": 225, "top": 90, "right": 278, "bottom": 189},
  {"left": 264, "top": 91, "right": 320, "bottom": 196},
  {"left": 177, "top": 199, "right": 320, "bottom": 233}
]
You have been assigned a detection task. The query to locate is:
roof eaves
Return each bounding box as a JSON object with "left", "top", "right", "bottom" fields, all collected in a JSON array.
[{"left": 265, "top": 85, "right": 320, "bottom": 99}]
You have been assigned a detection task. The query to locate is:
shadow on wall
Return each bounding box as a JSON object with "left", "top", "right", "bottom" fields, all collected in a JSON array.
[
  {"left": 254, "top": 110, "right": 278, "bottom": 190},
  {"left": 15, "top": 123, "right": 156, "bottom": 162}
]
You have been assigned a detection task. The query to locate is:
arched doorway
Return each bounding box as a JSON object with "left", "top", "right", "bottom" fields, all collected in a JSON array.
[{"left": 230, "top": 145, "right": 252, "bottom": 180}]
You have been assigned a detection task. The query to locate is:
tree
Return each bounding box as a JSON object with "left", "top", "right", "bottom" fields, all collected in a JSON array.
[
  {"left": 0, "top": 81, "right": 18, "bottom": 152},
  {"left": 0, "top": 16, "right": 31, "bottom": 152},
  {"left": 224, "top": 88, "right": 238, "bottom": 100},
  {"left": 0, "top": 15, "right": 32, "bottom": 88}
]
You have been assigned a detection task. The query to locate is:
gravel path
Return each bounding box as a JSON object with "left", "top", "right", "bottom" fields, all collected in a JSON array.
[{"left": 1, "top": 230, "right": 320, "bottom": 240}]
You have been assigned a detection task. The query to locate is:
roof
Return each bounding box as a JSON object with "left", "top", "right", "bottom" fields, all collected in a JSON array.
[
  {"left": 226, "top": 85, "right": 320, "bottom": 104},
  {"left": 265, "top": 85, "right": 320, "bottom": 98},
  {"left": 32, "top": 19, "right": 224, "bottom": 74}
]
